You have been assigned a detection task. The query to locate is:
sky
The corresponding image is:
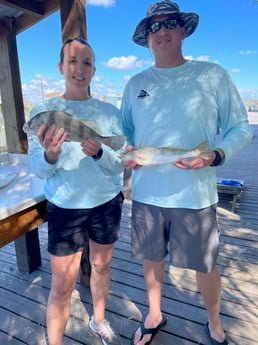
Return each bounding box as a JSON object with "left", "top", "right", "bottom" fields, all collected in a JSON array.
[{"left": 16, "top": 0, "right": 258, "bottom": 106}]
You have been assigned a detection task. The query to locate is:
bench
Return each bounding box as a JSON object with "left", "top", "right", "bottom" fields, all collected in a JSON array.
[{"left": 217, "top": 178, "right": 244, "bottom": 212}]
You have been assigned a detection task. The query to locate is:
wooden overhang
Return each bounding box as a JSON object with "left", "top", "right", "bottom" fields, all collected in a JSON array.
[
  {"left": 0, "top": 0, "right": 87, "bottom": 153},
  {"left": 0, "top": 0, "right": 60, "bottom": 34}
]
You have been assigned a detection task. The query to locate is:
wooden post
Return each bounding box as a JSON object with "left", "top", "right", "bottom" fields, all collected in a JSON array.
[
  {"left": 59, "top": 0, "right": 90, "bottom": 286},
  {"left": 14, "top": 229, "right": 42, "bottom": 273},
  {"left": 60, "top": 0, "right": 87, "bottom": 41},
  {"left": 123, "top": 168, "right": 132, "bottom": 200},
  {"left": 0, "top": 18, "right": 27, "bottom": 153}
]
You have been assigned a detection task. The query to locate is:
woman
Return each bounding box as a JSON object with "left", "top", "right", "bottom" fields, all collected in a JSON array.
[{"left": 26, "top": 37, "right": 124, "bottom": 345}]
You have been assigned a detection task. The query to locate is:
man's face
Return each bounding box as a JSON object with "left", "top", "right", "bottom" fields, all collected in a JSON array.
[{"left": 147, "top": 14, "right": 185, "bottom": 54}]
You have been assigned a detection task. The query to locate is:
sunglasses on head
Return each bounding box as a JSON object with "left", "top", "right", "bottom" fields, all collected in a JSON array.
[{"left": 147, "top": 18, "right": 179, "bottom": 34}]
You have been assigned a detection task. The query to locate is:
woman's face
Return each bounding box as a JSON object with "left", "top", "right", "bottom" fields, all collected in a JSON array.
[{"left": 59, "top": 40, "right": 95, "bottom": 98}]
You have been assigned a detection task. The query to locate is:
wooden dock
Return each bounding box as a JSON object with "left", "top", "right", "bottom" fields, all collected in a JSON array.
[{"left": 0, "top": 113, "right": 257, "bottom": 345}]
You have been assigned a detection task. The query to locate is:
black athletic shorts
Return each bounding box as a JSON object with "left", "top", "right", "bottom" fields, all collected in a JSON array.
[{"left": 47, "top": 192, "right": 124, "bottom": 256}]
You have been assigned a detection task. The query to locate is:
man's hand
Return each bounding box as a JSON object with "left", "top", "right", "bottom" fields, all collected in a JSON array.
[
  {"left": 121, "top": 145, "right": 142, "bottom": 170},
  {"left": 173, "top": 154, "right": 215, "bottom": 169}
]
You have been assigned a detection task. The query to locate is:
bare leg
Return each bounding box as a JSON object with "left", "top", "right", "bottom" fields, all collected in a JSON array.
[
  {"left": 47, "top": 251, "right": 82, "bottom": 345},
  {"left": 89, "top": 239, "right": 114, "bottom": 323},
  {"left": 133, "top": 259, "right": 165, "bottom": 345},
  {"left": 196, "top": 267, "right": 226, "bottom": 342}
]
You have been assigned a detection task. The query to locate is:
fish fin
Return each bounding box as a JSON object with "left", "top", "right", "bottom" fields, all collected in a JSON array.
[
  {"left": 22, "top": 122, "right": 29, "bottom": 134},
  {"left": 102, "top": 135, "right": 126, "bottom": 151},
  {"left": 81, "top": 119, "right": 102, "bottom": 134},
  {"left": 159, "top": 146, "right": 188, "bottom": 153},
  {"left": 195, "top": 140, "right": 210, "bottom": 151}
]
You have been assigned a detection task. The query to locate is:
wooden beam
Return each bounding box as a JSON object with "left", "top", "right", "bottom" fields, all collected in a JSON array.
[
  {"left": 0, "top": 0, "right": 44, "bottom": 16},
  {"left": 0, "top": 17, "right": 27, "bottom": 153},
  {"left": 60, "top": 0, "right": 86, "bottom": 41},
  {"left": 15, "top": 0, "right": 60, "bottom": 34}
]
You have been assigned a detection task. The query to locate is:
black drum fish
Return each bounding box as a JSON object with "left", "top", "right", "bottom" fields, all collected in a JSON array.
[{"left": 23, "top": 110, "right": 126, "bottom": 151}]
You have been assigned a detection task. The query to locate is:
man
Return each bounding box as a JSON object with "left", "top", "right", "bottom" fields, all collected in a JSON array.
[
  {"left": 120, "top": 2, "right": 252, "bottom": 345},
  {"left": 26, "top": 38, "right": 124, "bottom": 345}
]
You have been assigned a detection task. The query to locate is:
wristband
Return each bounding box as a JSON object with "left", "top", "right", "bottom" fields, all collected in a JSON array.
[
  {"left": 210, "top": 150, "right": 222, "bottom": 166},
  {"left": 44, "top": 151, "right": 58, "bottom": 165},
  {"left": 92, "top": 147, "right": 103, "bottom": 161}
]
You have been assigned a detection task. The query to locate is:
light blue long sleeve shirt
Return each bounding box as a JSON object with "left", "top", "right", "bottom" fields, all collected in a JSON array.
[
  {"left": 27, "top": 97, "right": 124, "bottom": 209},
  {"left": 120, "top": 60, "right": 252, "bottom": 208}
]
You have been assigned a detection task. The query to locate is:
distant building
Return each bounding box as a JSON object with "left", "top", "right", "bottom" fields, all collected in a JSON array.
[{"left": 245, "top": 99, "right": 258, "bottom": 112}]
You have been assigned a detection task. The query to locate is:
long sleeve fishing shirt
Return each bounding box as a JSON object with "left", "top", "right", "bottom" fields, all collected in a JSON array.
[
  {"left": 27, "top": 97, "right": 124, "bottom": 209},
  {"left": 120, "top": 60, "right": 253, "bottom": 209}
]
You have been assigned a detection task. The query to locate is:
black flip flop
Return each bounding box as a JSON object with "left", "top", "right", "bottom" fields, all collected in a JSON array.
[
  {"left": 205, "top": 322, "right": 229, "bottom": 345},
  {"left": 131, "top": 315, "right": 167, "bottom": 345}
]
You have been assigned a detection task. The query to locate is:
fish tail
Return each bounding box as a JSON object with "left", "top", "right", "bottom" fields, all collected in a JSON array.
[
  {"left": 101, "top": 135, "right": 126, "bottom": 151},
  {"left": 195, "top": 140, "right": 209, "bottom": 151}
]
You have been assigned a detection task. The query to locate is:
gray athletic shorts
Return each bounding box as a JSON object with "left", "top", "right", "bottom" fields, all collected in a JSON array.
[{"left": 131, "top": 201, "right": 220, "bottom": 273}]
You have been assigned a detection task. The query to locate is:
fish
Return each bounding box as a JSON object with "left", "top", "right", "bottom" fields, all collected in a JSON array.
[
  {"left": 119, "top": 141, "right": 211, "bottom": 166},
  {"left": 23, "top": 110, "right": 126, "bottom": 151}
]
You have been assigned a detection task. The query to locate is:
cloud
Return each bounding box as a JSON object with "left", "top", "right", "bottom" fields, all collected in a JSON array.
[
  {"left": 103, "top": 55, "right": 152, "bottom": 70},
  {"left": 87, "top": 0, "right": 115, "bottom": 7},
  {"left": 239, "top": 50, "right": 256, "bottom": 56},
  {"left": 103, "top": 55, "right": 138, "bottom": 70},
  {"left": 22, "top": 75, "right": 65, "bottom": 105},
  {"left": 196, "top": 55, "right": 210, "bottom": 62},
  {"left": 239, "top": 88, "right": 258, "bottom": 101},
  {"left": 93, "top": 75, "right": 104, "bottom": 82},
  {"left": 123, "top": 75, "right": 131, "bottom": 82},
  {"left": 231, "top": 68, "right": 241, "bottom": 74},
  {"left": 184, "top": 55, "right": 210, "bottom": 62}
]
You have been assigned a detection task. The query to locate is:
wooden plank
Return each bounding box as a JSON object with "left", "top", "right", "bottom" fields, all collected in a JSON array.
[{"left": 0, "top": 233, "right": 257, "bottom": 345}]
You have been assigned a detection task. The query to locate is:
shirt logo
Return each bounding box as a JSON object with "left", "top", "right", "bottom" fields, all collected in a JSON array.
[{"left": 137, "top": 89, "right": 149, "bottom": 98}]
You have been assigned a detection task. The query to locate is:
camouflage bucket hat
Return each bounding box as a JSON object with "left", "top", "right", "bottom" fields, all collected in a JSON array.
[{"left": 132, "top": 0, "right": 199, "bottom": 48}]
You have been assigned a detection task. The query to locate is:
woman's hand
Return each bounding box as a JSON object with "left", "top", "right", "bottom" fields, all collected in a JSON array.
[
  {"left": 81, "top": 139, "right": 101, "bottom": 157},
  {"left": 38, "top": 124, "right": 66, "bottom": 163}
]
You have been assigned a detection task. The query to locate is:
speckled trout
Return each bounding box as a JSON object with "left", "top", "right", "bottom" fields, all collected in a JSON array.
[
  {"left": 23, "top": 110, "right": 126, "bottom": 151},
  {"left": 120, "top": 141, "right": 211, "bottom": 166}
]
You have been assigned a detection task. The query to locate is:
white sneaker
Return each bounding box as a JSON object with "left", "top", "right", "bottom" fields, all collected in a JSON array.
[{"left": 89, "top": 316, "right": 120, "bottom": 345}]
